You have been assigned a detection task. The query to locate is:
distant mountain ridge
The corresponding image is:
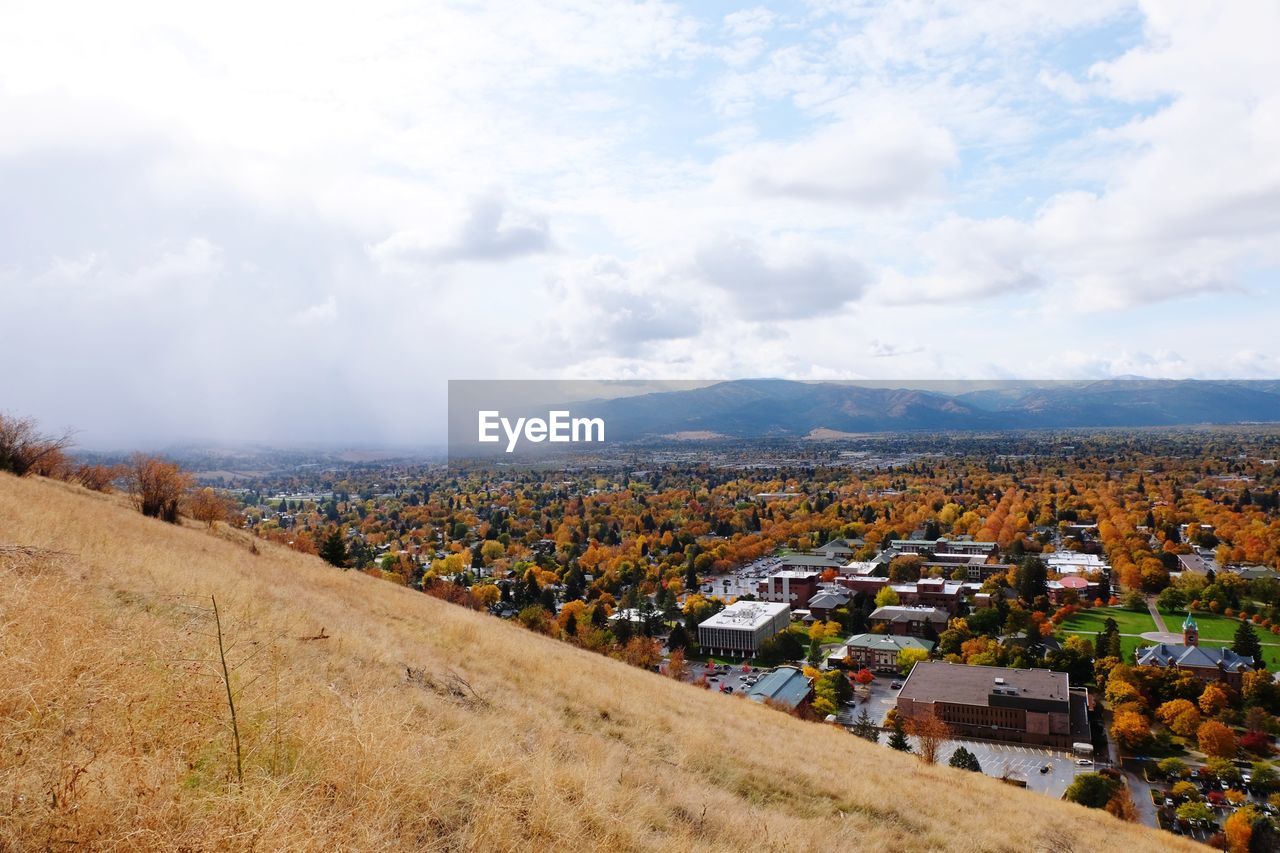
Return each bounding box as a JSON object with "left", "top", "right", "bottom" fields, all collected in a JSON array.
[{"left": 569, "top": 379, "right": 1280, "bottom": 440}]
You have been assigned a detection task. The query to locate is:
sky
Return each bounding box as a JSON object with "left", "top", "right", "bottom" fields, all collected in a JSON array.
[{"left": 2, "top": 1, "right": 1278, "bottom": 447}]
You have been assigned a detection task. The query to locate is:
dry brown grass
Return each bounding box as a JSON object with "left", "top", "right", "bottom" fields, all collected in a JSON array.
[{"left": 0, "top": 472, "right": 1195, "bottom": 851}]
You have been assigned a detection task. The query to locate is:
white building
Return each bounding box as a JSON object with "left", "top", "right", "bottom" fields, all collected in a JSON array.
[
  {"left": 698, "top": 601, "right": 791, "bottom": 657},
  {"left": 1044, "top": 551, "right": 1109, "bottom": 576}
]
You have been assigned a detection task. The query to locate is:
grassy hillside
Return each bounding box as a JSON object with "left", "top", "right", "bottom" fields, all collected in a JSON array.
[{"left": 0, "top": 473, "right": 1192, "bottom": 852}]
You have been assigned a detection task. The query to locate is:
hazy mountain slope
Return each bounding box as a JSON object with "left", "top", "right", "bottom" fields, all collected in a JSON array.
[
  {"left": 0, "top": 473, "right": 1191, "bottom": 852},
  {"left": 571, "top": 379, "right": 1280, "bottom": 439}
]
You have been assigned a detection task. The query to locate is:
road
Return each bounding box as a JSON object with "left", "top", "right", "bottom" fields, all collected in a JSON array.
[{"left": 1121, "top": 758, "right": 1160, "bottom": 829}]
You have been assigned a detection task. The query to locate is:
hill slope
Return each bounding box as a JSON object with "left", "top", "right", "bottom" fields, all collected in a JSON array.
[
  {"left": 555, "top": 379, "right": 1280, "bottom": 441},
  {"left": 0, "top": 473, "right": 1190, "bottom": 851}
]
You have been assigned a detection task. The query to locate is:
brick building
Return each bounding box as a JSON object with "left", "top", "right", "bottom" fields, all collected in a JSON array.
[{"left": 896, "top": 661, "right": 1089, "bottom": 749}]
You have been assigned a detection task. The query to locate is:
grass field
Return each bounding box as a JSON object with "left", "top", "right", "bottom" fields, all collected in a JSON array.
[
  {"left": 1057, "top": 606, "right": 1157, "bottom": 636},
  {"left": 1158, "top": 607, "right": 1249, "bottom": 642},
  {"left": 0, "top": 472, "right": 1196, "bottom": 852}
]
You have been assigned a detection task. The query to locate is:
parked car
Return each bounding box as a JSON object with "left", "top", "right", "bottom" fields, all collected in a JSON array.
[
  {"left": 1075, "top": 758, "right": 1092, "bottom": 766},
  {"left": 890, "top": 682, "right": 903, "bottom": 689},
  {"left": 1039, "top": 765, "right": 1051, "bottom": 774}
]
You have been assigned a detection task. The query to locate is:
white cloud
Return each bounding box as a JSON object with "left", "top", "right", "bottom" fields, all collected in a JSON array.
[
  {"left": 694, "top": 235, "right": 869, "bottom": 319},
  {"left": 371, "top": 194, "right": 553, "bottom": 271},
  {"left": 546, "top": 256, "right": 703, "bottom": 358},
  {"left": 713, "top": 111, "right": 956, "bottom": 205}
]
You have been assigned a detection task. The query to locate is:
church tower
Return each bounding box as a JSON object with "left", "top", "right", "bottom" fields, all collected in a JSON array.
[{"left": 1182, "top": 614, "right": 1199, "bottom": 647}]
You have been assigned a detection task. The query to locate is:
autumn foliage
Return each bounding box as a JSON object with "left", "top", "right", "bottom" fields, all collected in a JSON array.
[{"left": 126, "top": 454, "right": 192, "bottom": 523}]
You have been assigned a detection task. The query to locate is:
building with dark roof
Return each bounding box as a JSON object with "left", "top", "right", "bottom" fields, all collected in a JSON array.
[
  {"left": 817, "top": 537, "right": 865, "bottom": 560},
  {"left": 896, "top": 661, "right": 1089, "bottom": 748},
  {"left": 806, "top": 589, "right": 851, "bottom": 620},
  {"left": 868, "top": 605, "right": 948, "bottom": 637},
  {"left": 833, "top": 634, "right": 934, "bottom": 672},
  {"left": 745, "top": 665, "right": 812, "bottom": 711},
  {"left": 1135, "top": 614, "right": 1254, "bottom": 688},
  {"left": 890, "top": 538, "right": 999, "bottom": 558}
]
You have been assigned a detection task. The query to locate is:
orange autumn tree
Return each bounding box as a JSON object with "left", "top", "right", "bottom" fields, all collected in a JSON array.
[
  {"left": 1155, "top": 698, "right": 1202, "bottom": 738},
  {"left": 905, "top": 711, "right": 951, "bottom": 764},
  {"left": 1197, "top": 720, "right": 1238, "bottom": 758},
  {"left": 188, "top": 487, "right": 234, "bottom": 528},
  {"left": 127, "top": 454, "right": 191, "bottom": 524},
  {"left": 1199, "top": 683, "right": 1229, "bottom": 717},
  {"left": 1110, "top": 710, "right": 1151, "bottom": 750},
  {"left": 1224, "top": 804, "right": 1258, "bottom": 853}
]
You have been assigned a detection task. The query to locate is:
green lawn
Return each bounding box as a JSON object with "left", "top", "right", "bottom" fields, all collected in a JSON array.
[
  {"left": 1158, "top": 608, "right": 1247, "bottom": 642},
  {"left": 1057, "top": 606, "right": 1157, "bottom": 636}
]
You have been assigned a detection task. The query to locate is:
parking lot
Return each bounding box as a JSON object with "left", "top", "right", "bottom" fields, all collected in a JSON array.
[
  {"left": 685, "top": 661, "right": 760, "bottom": 693},
  {"left": 702, "top": 557, "right": 780, "bottom": 600},
  {"left": 837, "top": 675, "right": 901, "bottom": 725},
  {"left": 940, "top": 741, "right": 1086, "bottom": 798}
]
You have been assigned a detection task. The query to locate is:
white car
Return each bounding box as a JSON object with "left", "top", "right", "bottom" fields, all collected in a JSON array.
[{"left": 1075, "top": 758, "right": 1092, "bottom": 766}]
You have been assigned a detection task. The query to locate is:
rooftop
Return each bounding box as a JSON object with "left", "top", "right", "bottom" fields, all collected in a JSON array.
[
  {"left": 869, "top": 605, "right": 948, "bottom": 624},
  {"left": 745, "top": 666, "right": 812, "bottom": 710},
  {"left": 766, "top": 569, "right": 822, "bottom": 580},
  {"left": 1135, "top": 643, "right": 1253, "bottom": 672},
  {"left": 776, "top": 554, "right": 845, "bottom": 568},
  {"left": 898, "top": 661, "right": 1071, "bottom": 707},
  {"left": 843, "top": 634, "right": 934, "bottom": 653},
  {"left": 699, "top": 601, "right": 790, "bottom": 631}
]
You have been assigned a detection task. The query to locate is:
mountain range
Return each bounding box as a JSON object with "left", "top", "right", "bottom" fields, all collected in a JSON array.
[{"left": 568, "top": 379, "right": 1280, "bottom": 440}]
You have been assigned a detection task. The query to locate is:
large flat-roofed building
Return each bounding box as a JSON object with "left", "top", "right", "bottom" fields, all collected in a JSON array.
[
  {"left": 896, "top": 661, "right": 1089, "bottom": 748},
  {"left": 698, "top": 601, "right": 791, "bottom": 657},
  {"left": 1044, "top": 551, "right": 1109, "bottom": 576},
  {"left": 891, "top": 538, "right": 999, "bottom": 558}
]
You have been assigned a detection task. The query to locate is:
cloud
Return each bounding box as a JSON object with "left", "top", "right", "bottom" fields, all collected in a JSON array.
[
  {"left": 869, "top": 339, "right": 924, "bottom": 358},
  {"left": 694, "top": 235, "right": 869, "bottom": 319},
  {"left": 714, "top": 111, "right": 956, "bottom": 205},
  {"left": 876, "top": 216, "right": 1040, "bottom": 304},
  {"left": 546, "top": 256, "right": 703, "bottom": 358},
  {"left": 370, "top": 195, "right": 552, "bottom": 270}
]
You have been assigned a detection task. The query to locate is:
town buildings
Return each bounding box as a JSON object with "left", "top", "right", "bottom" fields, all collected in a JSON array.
[
  {"left": 890, "top": 538, "right": 999, "bottom": 558},
  {"left": 868, "top": 605, "right": 949, "bottom": 637},
  {"left": 834, "top": 634, "right": 934, "bottom": 672},
  {"left": 895, "top": 661, "right": 1089, "bottom": 748},
  {"left": 757, "top": 570, "right": 821, "bottom": 608},
  {"left": 697, "top": 601, "right": 791, "bottom": 657}
]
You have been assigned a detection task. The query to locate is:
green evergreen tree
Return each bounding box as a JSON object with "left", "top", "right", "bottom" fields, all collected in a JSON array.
[
  {"left": 318, "top": 529, "right": 348, "bottom": 568},
  {"left": 685, "top": 561, "right": 699, "bottom": 593},
  {"left": 888, "top": 715, "right": 911, "bottom": 752},
  {"left": 807, "top": 635, "right": 823, "bottom": 666},
  {"left": 1234, "top": 619, "right": 1264, "bottom": 667},
  {"left": 851, "top": 708, "right": 879, "bottom": 742},
  {"left": 948, "top": 746, "right": 982, "bottom": 772}
]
